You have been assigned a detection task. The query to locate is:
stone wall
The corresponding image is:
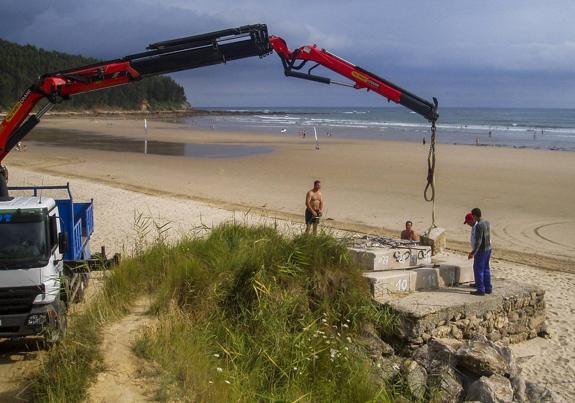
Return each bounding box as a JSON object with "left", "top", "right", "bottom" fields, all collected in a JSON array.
[{"left": 384, "top": 280, "right": 547, "bottom": 349}]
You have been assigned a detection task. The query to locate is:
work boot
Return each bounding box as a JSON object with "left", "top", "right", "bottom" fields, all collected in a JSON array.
[{"left": 470, "top": 291, "right": 485, "bottom": 296}]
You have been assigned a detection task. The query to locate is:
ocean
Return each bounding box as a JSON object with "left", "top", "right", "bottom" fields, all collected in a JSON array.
[{"left": 184, "top": 107, "right": 575, "bottom": 151}]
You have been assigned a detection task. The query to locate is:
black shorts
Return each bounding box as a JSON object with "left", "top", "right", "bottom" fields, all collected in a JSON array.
[{"left": 305, "top": 209, "right": 320, "bottom": 225}]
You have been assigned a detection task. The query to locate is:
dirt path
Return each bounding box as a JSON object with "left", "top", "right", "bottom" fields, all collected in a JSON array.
[
  {"left": 87, "top": 297, "right": 158, "bottom": 402},
  {"left": 0, "top": 339, "right": 43, "bottom": 402}
]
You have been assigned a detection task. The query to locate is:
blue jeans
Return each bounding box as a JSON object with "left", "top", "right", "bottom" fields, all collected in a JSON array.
[{"left": 473, "top": 249, "right": 492, "bottom": 293}]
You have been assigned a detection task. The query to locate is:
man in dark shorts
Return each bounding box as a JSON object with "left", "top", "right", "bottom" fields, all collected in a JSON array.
[{"left": 305, "top": 180, "right": 323, "bottom": 234}]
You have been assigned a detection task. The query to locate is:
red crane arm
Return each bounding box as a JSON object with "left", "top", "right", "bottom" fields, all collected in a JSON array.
[
  {"left": 0, "top": 62, "right": 141, "bottom": 161},
  {"left": 268, "top": 36, "right": 438, "bottom": 122},
  {"left": 0, "top": 25, "right": 272, "bottom": 163}
]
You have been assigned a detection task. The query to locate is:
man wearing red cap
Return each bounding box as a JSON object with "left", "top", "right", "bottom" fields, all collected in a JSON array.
[{"left": 465, "top": 208, "right": 492, "bottom": 296}]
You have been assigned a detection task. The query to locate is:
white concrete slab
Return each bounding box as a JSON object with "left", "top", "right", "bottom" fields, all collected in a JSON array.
[{"left": 350, "top": 245, "right": 432, "bottom": 271}]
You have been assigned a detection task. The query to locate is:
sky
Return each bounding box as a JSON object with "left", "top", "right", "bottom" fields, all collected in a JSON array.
[{"left": 1, "top": 0, "right": 575, "bottom": 108}]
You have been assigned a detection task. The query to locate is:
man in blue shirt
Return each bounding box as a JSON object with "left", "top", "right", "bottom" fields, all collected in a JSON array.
[{"left": 466, "top": 208, "right": 492, "bottom": 296}]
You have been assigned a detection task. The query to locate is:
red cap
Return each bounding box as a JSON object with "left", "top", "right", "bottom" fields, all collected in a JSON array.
[{"left": 464, "top": 213, "right": 474, "bottom": 224}]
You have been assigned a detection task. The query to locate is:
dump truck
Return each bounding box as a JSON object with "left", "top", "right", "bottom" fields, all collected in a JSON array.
[{"left": 0, "top": 184, "right": 117, "bottom": 343}]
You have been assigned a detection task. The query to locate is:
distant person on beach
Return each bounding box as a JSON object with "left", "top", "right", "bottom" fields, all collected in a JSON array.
[
  {"left": 466, "top": 208, "right": 492, "bottom": 296},
  {"left": 305, "top": 180, "right": 323, "bottom": 234},
  {"left": 475, "top": 137, "right": 480, "bottom": 146},
  {"left": 400, "top": 221, "right": 419, "bottom": 241},
  {"left": 0, "top": 164, "right": 8, "bottom": 197},
  {"left": 422, "top": 137, "right": 426, "bottom": 145}
]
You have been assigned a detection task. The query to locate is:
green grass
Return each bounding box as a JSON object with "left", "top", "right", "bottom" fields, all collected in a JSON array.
[{"left": 31, "top": 223, "right": 404, "bottom": 402}]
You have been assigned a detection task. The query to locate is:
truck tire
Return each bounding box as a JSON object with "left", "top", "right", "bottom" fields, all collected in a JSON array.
[{"left": 44, "top": 299, "right": 68, "bottom": 347}]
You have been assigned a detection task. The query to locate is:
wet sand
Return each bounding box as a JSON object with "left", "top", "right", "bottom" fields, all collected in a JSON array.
[{"left": 6, "top": 117, "right": 575, "bottom": 271}]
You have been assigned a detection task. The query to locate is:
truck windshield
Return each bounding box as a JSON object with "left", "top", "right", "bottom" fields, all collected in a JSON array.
[{"left": 0, "top": 216, "right": 49, "bottom": 268}]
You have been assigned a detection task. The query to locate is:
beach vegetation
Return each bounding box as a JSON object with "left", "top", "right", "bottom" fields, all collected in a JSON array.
[{"left": 30, "top": 223, "right": 408, "bottom": 402}]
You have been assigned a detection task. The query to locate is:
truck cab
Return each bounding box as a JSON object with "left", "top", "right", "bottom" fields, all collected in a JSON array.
[{"left": 0, "top": 184, "right": 94, "bottom": 343}]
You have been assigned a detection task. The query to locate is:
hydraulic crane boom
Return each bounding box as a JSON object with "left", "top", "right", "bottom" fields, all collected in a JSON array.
[
  {"left": 268, "top": 36, "right": 438, "bottom": 122},
  {"left": 0, "top": 23, "right": 439, "bottom": 198}
]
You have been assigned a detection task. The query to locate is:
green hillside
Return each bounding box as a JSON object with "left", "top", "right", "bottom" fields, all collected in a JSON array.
[{"left": 0, "top": 39, "right": 188, "bottom": 111}]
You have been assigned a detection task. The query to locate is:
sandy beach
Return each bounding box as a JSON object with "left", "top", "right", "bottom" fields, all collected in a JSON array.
[{"left": 6, "top": 117, "right": 575, "bottom": 271}]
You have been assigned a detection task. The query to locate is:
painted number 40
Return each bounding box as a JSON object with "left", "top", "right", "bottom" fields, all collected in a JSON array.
[{"left": 395, "top": 278, "right": 408, "bottom": 292}]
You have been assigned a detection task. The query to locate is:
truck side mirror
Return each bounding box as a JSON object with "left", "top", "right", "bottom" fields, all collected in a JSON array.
[
  {"left": 58, "top": 232, "right": 69, "bottom": 254},
  {"left": 49, "top": 216, "right": 59, "bottom": 249}
]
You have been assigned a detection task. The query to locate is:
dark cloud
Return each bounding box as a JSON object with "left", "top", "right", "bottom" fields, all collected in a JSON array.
[{"left": 1, "top": 0, "right": 574, "bottom": 107}]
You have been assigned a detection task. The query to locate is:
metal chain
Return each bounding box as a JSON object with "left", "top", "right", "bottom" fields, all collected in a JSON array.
[{"left": 424, "top": 120, "right": 437, "bottom": 228}]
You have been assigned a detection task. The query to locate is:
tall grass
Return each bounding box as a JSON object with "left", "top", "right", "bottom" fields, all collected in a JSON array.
[
  {"left": 31, "top": 223, "right": 401, "bottom": 402},
  {"left": 133, "top": 224, "right": 398, "bottom": 401}
]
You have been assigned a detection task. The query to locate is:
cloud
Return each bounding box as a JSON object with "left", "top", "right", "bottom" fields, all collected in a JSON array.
[{"left": 1, "top": 0, "right": 574, "bottom": 107}]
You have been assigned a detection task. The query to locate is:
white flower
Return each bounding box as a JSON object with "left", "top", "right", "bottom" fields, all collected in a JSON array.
[
  {"left": 322, "top": 319, "right": 327, "bottom": 323},
  {"left": 346, "top": 336, "right": 352, "bottom": 343},
  {"left": 342, "top": 324, "right": 349, "bottom": 329},
  {"left": 224, "top": 380, "right": 231, "bottom": 384},
  {"left": 213, "top": 353, "right": 220, "bottom": 358},
  {"left": 216, "top": 367, "right": 223, "bottom": 373},
  {"left": 208, "top": 380, "right": 214, "bottom": 384},
  {"left": 293, "top": 367, "right": 298, "bottom": 371}
]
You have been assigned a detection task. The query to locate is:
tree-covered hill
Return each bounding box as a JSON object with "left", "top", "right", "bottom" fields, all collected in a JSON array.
[{"left": 0, "top": 39, "right": 188, "bottom": 111}]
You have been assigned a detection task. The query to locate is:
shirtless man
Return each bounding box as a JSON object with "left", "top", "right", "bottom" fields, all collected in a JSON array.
[
  {"left": 305, "top": 180, "right": 323, "bottom": 234},
  {"left": 400, "top": 221, "right": 419, "bottom": 241}
]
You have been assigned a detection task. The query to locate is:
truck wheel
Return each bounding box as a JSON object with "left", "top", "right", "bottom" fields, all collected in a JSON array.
[{"left": 44, "top": 300, "right": 68, "bottom": 347}]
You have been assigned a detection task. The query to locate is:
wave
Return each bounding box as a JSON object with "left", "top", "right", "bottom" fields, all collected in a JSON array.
[{"left": 190, "top": 112, "right": 575, "bottom": 137}]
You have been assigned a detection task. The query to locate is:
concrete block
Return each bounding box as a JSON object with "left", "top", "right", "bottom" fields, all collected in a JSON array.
[
  {"left": 365, "top": 264, "right": 472, "bottom": 301},
  {"left": 364, "top": 271, "right": 413, "bottom": 301},
  {"left": 349, "top": 245, "right": 431, "bottom": 271},
  {"left": 420, "top": 227, "right": 447, "bottom": 255},
  {"left": 412, "top": 266, "right": 459, "bottom": 290},
  {"left": 456, "top": 265, "right": 475, "bottom": 284}
]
